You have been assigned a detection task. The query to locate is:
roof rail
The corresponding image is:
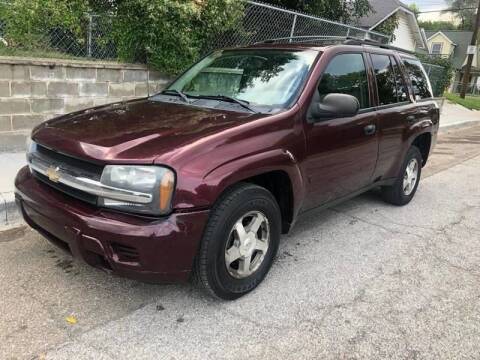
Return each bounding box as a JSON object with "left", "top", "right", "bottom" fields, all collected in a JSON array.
[
  {"left": 255, "top": 35, "right": 349, "bottom": 45},
  {"left": 344, "top": 37, "right": 416, "bottom": 54},
  {"left": 253, "top": 35, "right": 416, "bottom": 55}
]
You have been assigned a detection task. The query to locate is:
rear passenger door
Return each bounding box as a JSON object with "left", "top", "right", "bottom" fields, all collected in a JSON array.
[{"left": 369, "top": 53, "right": 418, "bottom": 181}]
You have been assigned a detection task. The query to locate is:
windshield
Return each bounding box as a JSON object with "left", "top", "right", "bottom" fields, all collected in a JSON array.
[{"left": 165, "top": 49, "right": 318, "bottom": 112}]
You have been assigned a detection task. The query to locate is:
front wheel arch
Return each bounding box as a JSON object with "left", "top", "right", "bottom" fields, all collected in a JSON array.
[
  {"left": 217, "top": 170, "right": 295, "bottom": 234},
  {"left": 203, "top": 150, "right": 304, "bottom": 233}
]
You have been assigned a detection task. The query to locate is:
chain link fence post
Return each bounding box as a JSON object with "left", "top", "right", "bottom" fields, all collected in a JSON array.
[
  {"left": 289, "top": 14, "right": 297, "bottom": 43},
  {"left": 87, "top": 14, "right": 93, "bottom": 58}
]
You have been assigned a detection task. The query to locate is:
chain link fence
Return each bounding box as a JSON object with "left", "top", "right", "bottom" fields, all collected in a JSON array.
[
  {"left": 0, "top": 0, "right": 389, "bottom": 62},
  {"left": 209, "top": 1, "right": 390, "bottom": 50},
  {"left": 422, "top": 62, "right": 447, "bottom": 98},
  {"left": 40, "top": 14, "right": 116, "bottom": 60},
  {"left": 450, "top": 81, "right": 480, "bottom": 96},
  {"left": 0, "top": 1, "right": 116, "bottom": 60},
  {"left": 0, "top": 0, "right": 446, "bottom": 95}
]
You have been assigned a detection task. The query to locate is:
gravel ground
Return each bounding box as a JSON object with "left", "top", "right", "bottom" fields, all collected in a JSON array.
[{"left": 1, "top": 125, "right": 480, "bottom": 360}]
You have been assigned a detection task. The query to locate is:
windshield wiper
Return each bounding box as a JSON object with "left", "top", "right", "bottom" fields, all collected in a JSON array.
[
  {"left": 161, "top": 89, "right": 191, "bottom": 104},
  {"left": 196, "top": 95, "right": 258, "bottom": 113}
]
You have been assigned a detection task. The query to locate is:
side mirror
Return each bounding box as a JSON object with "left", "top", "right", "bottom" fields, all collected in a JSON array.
[{"left": 309, "top": 93, "right": 360, "bottom": 121}]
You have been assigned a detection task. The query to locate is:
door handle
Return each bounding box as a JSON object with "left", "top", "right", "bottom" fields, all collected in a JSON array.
[
  {"left": 406, "top": 115, "right": 416, "bottom": 124},
  {"left": 364, "top": 124, "right": 376, "bottom": 136}
]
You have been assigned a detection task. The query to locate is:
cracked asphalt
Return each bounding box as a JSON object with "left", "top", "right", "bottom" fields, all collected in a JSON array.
[{"left": 1, "top": 125, "right": 480, "bottom": 360}]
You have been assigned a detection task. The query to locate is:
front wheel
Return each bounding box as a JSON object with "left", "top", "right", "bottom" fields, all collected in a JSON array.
[
  {"left": 381, "top": 146, "right": 422, "bottom": 206},
  {"left": 194, "top": 183, "right": 281, "bottom": 300}
]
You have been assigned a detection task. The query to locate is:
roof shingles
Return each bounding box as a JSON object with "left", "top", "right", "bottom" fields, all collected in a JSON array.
[{"left": 357, "top": 0, "right": 411, "bottom": 28}]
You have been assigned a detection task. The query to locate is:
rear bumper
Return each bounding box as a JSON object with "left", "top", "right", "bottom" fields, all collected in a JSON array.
[{"left": 15, "top": 166, "right": 209, "bottom": 283}]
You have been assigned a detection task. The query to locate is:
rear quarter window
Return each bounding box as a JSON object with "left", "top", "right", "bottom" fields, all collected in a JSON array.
[{"left": 401, "top": 58, "right": 433, "bottom": 100}]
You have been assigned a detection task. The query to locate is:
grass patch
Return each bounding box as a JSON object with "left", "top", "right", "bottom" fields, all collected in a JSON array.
[{"left": 445, "top": 92, "right": 480, "bottom": 111}]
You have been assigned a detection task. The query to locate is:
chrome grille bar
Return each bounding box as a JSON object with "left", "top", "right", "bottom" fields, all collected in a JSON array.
[{"left": 28, "top": 152, "right": 152, "bottom": 205}]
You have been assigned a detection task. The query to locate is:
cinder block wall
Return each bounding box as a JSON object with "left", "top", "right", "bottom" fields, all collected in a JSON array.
[{"left": 0, "top": 57, "right": 170, "bottom": 133}]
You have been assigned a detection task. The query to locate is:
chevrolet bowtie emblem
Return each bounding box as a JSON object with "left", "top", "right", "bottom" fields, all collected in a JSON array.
[{"left": 46, "top": 166, "right": 60, "bottom": 183}]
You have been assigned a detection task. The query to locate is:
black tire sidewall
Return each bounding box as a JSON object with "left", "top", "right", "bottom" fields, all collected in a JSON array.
[
  {"left": 396, "top": 146, "right": 423, "bottom": 204},
  {"left": 201, "top": 185, "right": 281, "bottom": 300}
]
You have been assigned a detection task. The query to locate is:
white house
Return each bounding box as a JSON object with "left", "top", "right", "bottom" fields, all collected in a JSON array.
[{"left": 356, "top": 0, "right": 427, "bottom": 52}]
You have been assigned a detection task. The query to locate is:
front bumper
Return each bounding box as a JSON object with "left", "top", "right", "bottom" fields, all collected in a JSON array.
[{"left": 15, "top": 166, "right": 209, "bottom": 282}]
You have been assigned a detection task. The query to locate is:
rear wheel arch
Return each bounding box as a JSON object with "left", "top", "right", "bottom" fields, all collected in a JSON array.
[{"left": 411, "top": 132, "right": 432, "bottom": 166}]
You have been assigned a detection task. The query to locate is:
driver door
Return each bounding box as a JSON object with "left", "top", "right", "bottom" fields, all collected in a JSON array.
[{"left": 302, "top": 52, "right": 379, "bottom": 210}]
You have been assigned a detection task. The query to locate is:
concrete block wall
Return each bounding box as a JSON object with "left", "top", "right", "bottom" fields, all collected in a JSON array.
[{"left": 0, "top": 57, "right": 170, "bottom": 133}]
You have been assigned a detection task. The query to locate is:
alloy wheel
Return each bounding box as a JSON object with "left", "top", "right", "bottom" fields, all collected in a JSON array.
[
  {"left": 224, "top": 211, "right": 270, "bottom": 279},
  {"left": 403, "top": 158, "right": 419, "bottom": 196}
]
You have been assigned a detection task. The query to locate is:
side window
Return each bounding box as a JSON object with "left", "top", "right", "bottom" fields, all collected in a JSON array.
[
  {"left": 371, "top": 54, "right": 397, "bottom": 106},
  {"left": 401, "top": 58, "right": 433, "bottom": 100},
  {"left": 391, "top": 57, "right": 409, "bottom": 102},
  {"left": 317, "top": 53, "right": 369, "bottom": 109}
]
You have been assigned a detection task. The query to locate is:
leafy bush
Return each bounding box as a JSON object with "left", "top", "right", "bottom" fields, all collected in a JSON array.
[
  {"left": 374, "top": 14, "right": 399, "bottom": 41},
  {"left": 113, "top": 0, "right": 244, "bottom": 75},
  {"left": 417, "top": 54, "right": 455, "bottom": 96},
  {"left": 0, "top": 0, "right": 89, "bottom": 51}
]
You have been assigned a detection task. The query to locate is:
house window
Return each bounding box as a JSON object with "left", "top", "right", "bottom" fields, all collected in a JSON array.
[{"left": 431, "top": 42, "right": 443, "bottom": 55}]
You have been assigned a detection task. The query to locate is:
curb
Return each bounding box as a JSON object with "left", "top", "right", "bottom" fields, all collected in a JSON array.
[
  {"left": 439, "top": 119, "right": 480, "bottom": 133},
  {"left": 0, "top": 191, "right": 22, "bottom": 229}
]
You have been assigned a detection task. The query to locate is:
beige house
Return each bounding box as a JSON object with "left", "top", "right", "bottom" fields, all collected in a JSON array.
[
  {"left": 425, "top": 30, "right": 479, "bottom": 92},
  {"left": 427, "top": 31, "right": 457, "bottom": 58}
]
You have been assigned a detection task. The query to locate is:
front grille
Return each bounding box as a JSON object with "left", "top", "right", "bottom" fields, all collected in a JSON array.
[
  {"left": 30, "top": 143, "right": 104, "bottom": 205},
  {"left": 36, "top": 144, "right": 103, "bottom": 180},
  {"left": 33, "top": 170, "right": 98, "bottom": 205},
  {"left": 111, "top": 242, "right": 140, "bottom": 263}
]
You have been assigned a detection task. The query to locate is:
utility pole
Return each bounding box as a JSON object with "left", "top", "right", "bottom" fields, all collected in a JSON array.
[{"left": 460, "top": 0, "right": 480, "bottom": 99}]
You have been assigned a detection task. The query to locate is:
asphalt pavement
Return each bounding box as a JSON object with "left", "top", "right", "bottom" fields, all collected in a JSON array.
[{"left": 1, "top": 125, "right": 480, "bottom": 359}]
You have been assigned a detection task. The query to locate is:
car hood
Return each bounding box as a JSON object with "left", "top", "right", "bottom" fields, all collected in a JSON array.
[{"left": 32, "top": 98, "right": 262, "bottom": 164}]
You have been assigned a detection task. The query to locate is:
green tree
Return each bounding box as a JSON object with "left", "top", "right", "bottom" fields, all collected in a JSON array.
[
  {"left": 113, "top": 0, "right": 244, "bottom": 75},
  {"left": 266, "top": 0, "right": 372, "bottom": 23},
  {"left": 416, "top": 53, "right": 455, "bottom": 96},
  {"left": 374, "top": 14, "right": 399, "bottom": 41},
  {"left": 0, "top": 0, "right": 89, "bottom": 50},
  {"left": 445, "top": 0, "right": 478, "bottom": 30},
  {"left": 418, "top": 20, "right": 459, "bottom": 31},
  {"left": 409, "top": 3, "right": 420, "bottom": 19}
]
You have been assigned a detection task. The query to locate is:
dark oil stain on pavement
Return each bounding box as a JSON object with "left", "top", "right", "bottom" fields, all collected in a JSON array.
[{"left": 56, "top": 258, "right": 74, "bottom": 272}]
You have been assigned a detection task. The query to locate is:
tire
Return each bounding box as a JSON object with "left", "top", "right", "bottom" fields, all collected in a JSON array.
[
  {"left": 381, "top": 146, "right": 423, "bottom": 206},
  {"left": 194, "top": 183, "right": 281, "bottom": 300}
]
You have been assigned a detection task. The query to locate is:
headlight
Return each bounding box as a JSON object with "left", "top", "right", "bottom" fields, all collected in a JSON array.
[
  {"left": 98, "top": 165, "right": 175, "bottom": 216},
  {"left": 25, "top": 135, "right": 37, "bottom": 167},
  {"left": 26, "top": 135, "right": 35, "bottom": 157}
]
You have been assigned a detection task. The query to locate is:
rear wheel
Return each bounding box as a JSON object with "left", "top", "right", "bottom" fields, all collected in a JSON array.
[
  {"left": 381, "top": 146, "right": 422, "bottom": 206},
  {"left": 194, "top": 183, "right": 281, "bottom": 300}
]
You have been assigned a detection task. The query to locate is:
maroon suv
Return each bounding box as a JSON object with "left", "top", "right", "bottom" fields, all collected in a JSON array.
[{"left": 15, "top": 41, "right": 438, "bottom": 299}]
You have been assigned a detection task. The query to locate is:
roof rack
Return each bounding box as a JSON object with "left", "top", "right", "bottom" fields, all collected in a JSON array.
[
  {"left": 343, "top": 37, "right": 416, "bottom": 54},
  {"left": 254, "top": 35, "right": 416, "bottom": 55},
  {"left": 255, "top": 35, "right": 349, "bottom": 45}
]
